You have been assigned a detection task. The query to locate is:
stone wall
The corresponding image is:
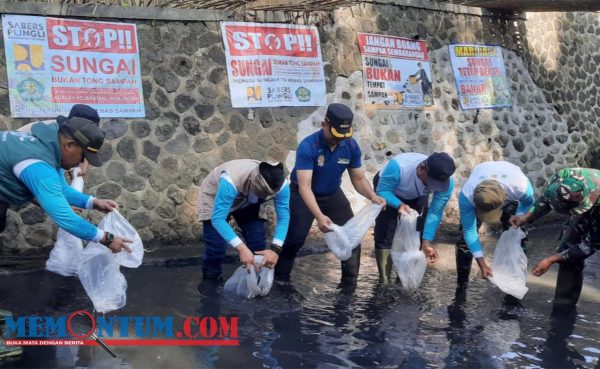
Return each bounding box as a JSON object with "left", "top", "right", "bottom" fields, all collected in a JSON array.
[{"left": 0, "top": 3, "right": 597, "bottom": 253}]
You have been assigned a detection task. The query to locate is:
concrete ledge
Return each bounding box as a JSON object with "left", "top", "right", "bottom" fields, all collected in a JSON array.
[{"left": 0, "top": 1, "right": 234, "bottom": 21}]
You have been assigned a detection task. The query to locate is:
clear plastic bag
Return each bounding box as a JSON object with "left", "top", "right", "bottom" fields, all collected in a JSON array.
[
  {"left": 224, "top": 255, "right": 274, "bottom": 299},
  {"left": 488, "top": 228, "right": 529, "bottom": 300},
  {"left": 97, "top": 211, "right": 144, "bottom": 268},
  {"left": 324, "top": 204, "right": 383, "bottom": 260},
  {"left": 46, "top": 168, "right": 85, "bottom": 276},
  {"left": 390, "top": 209, "right": 427, "bottom": 290},
  {"left": 78, "top": 243, "right": 127, "bottom": 313}
]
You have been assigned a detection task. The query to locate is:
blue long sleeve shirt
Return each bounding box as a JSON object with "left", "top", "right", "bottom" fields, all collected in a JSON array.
[
  {"left": 18, "top": 162, "right": 102, "bottom": 242},
  {"left": 376, "top": 159, "right": 454, "bottom": 241},
  {"left": 459, "top": 181, "right": 535, "bottom": 257},
  {"left": 211, "top": 176, "right": 291, "bottom": 247}
]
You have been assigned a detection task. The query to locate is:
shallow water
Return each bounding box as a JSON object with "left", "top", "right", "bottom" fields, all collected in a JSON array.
[{"left": 1, "top": 226, "right": 599, "bottom": 369}]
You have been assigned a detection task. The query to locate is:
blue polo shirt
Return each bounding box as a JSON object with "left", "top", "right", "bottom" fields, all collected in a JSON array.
[{"left": 290, "top": 129, "right": 362, "bottom": 196}]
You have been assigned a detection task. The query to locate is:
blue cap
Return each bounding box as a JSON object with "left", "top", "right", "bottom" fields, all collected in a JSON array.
[
  {"left": 57, "top": 104, "right": 100, "bottom": 126},
  {"left": 326, "top": 103, "right": 353, "bottom": 138},
  {"left": 426, "top": 152, "right": 455, "bottom": 192}
]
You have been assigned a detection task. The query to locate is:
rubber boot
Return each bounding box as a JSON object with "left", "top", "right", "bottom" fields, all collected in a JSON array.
[
  {"left": 340, "top": 246, "right": 361, "bottom": 289},
  {"left": 274, "top": 255, "right": 295, "bottom": 282},
  {"left": 553, "top": 261, "right": 584, "bottom": 306},
  {"left": 455, "top": 244, "right": 473, "bottom": 288},
  {"left": 375, "top": 248, "right": 393, "bottom": 284},
  {"left": 0, "top": 309, "right": 22, "bottom": 360}
]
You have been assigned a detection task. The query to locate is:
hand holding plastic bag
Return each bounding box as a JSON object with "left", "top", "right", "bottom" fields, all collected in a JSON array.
[
  {"left": 390, "top": 209, "right": 427, "bottom": 290},
  {"left": 324, "top": 204, "right": 383, "bottom": 260},
  {"left": 98, "top": 211, "right": 144, "bottom": 268},
  {"left": 224, "top": 255, "right": 275, "bottom": 298},
  {"left": 488, "top": 228, "right": 528, "bottom": 300}
]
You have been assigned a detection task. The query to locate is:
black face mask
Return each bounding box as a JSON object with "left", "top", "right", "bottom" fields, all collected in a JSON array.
[{"left": 550, "top": 197, "right": 580, "bottom": 213}]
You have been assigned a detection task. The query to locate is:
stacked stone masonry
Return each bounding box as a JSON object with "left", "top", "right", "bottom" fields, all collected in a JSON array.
[{"left": 0, "top": 4, "right": 597, "bottom": 252}]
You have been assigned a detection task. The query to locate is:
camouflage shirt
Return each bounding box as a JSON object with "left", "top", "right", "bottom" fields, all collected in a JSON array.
[{"left": 531, "top": 168, "right": 600, "bottom": 219}]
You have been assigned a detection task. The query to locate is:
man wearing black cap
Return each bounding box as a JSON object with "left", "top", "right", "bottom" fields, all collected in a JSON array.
[
  {"left": 275, "top": 103, "right": 385, "bottom": 288},
  {"left": 373, "top": 152, "right": 456, "bottom": 284},
  {"left": 0, "top": 116, "right": 132, "bottom": 252}
]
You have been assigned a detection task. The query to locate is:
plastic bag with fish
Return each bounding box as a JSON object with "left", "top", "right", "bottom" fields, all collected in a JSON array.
[
  {"left": 97, "top": 211, "right": 144, "bottom": 268},
  {"left": 488, "top": 228, "right": 529, "bottom": 300},
  {"left": 224, "top": 255, "right": 274, "bottom": 298},
  {"left": 391, "top": 209, "right": 426, "bottom": 289},
  {"left": 324, "top": 204, "right": 384, "bottom": 260}
]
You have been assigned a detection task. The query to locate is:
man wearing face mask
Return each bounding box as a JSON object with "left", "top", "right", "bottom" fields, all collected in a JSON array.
[
  {"left": 511, "top": 168, "right": 600, "bottom": 306},
  {"left": 197, "top": 160, "right": 290, "bottom": 281},
  {"left": 275, "top": 103, "right": 386, "bottom": 287},
  {"left": 373, "top": 152, "right": 455, "bottom": 284},
  {"left": 0, "top": 117, "right": 132, "bottom": 252}
]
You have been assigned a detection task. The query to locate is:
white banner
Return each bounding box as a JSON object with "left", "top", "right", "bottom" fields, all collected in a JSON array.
[
  {"left": 2, "top": 14, "right": 145, "bottom": 118},
  {"left": 449, "top": 44, "right": 512, "bottom": 110},
  {"left": 221, "top": 22, "right": 326, "bottom": 108}
]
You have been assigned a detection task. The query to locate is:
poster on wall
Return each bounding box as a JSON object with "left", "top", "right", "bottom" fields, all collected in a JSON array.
[
  {"left": 449, "top": 44, "right": 512, "bottom": 110},
  {"left": 2, "top": 14, "right": 145, "bottom": 118},
  {"left": 221, "top": 22, "right": 326, "bottom": 108},
  {"left": 357, "top": 33, "right": 433, "bottom": 110}
]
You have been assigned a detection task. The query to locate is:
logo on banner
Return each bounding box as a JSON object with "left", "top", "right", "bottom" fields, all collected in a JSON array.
[
  {"left": 14, "top": 44, "right": 44, "bottom": 71},
  {"left": 17, "top": 78, "right": 44, "bottom": 101},
  {"left": 246, "top": 86, "right": 262, "bottom": 102},
  {"left": 295, "top": 87, "right": 310, "bottom": 102}
]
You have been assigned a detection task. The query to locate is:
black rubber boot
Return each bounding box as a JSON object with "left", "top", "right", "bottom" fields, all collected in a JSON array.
[
  {"left": 274, "top": 256, "right": 295, "bottom": 282},
  {"left": 553, "top": 260, "right": 584, "bottom": 306},
  {"left": 340, "top": 246, "right": 361, "bottom": 289}
]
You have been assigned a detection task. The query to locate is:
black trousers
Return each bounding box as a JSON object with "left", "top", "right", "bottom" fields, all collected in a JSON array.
[
  {"left": 0, "top": 201, "right": 8, "bottom": 233},
  {"left": 455, "top": 202, "right": 526, "bottom": 287},
  {"left": 275, "top": 185, "right": 358, "bottom": 284},
  {"left": 554, "top": 206, "right": 600, "bottom": 305},
  {"left": 372, "top": 173, "right": 429, "bottom": 250}
]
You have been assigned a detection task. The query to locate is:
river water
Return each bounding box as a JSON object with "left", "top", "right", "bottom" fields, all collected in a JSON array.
[{"left": 0, "top": 225, "right": 599, "bottom": 369}]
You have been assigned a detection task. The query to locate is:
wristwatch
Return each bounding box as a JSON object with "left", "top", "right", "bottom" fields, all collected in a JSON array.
[
  {"left": 100, "top": 232, "right": 114, "bottom": 247},
  {"left": 270, "top": 244, "right": 282, "bottom": 255}
]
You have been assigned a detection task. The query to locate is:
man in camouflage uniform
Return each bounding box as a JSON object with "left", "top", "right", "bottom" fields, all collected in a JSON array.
[{"left": 511, "top": 168, "right": 600, "bottom": 306}]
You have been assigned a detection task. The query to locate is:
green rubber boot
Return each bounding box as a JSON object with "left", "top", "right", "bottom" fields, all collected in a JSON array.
[
  {"left": 375, "top": 249, "right": 393, "bottom": 284},
  {"left": 0, "top": 309, "right": 23, "bottom": 360}
]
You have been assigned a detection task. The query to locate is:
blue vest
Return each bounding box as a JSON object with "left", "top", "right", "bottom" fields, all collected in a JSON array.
[{"left": 0, "top": 122, "right": 62, "bottom": 204}]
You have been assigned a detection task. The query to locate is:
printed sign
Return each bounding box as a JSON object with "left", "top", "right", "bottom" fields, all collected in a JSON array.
[
  {"left": 357, "top": 33, "right": 433, "bottom": 109},
  {"left": 449, "top": 44, "right": 512, "bottom": 110},
  {"left": 221, "top": 22, "right": 326, "bottom": 108},
  {"left": 2, "top": 14, "right": 145, "bottom": 118}
]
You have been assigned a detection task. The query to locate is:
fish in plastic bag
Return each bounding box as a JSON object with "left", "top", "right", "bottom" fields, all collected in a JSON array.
[
  {"left": 324, "top": 204, "right": 384, "bottom": 260},
  {"left": 97, "top": 211, "right": 144, "bottom": 268},
  {"left": 78, "top": 243, "right": 127, "bottom": 313},
  {"left": 488, "top": 228, "right": 529, "bottom": 300},
  {"left": 390, "top": 209, "right": 427, "bottom": 290},
  {"left": 46, "top": 168, "right": 85, "bottom": 276},
  {"left": 224, "top": 255, "right": 274, "bottom": 299}
]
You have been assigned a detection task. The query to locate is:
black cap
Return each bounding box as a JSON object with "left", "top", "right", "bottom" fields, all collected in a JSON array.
[
  {"left": 57, "top": 104, "right": 100, "bottom": 126},
  {"left": 425, "top": 152, "right": 456, "bottom": 192},
  {"left": 326, "top": 103, "right": 354, "bottom": 138},
  {"left": 61, "top": 117, "right": 105, "bottom": 167}
]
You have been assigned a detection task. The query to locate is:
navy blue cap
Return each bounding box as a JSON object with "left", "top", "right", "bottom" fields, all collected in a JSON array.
[
  {"left": 57, "top": 104, "right": 100, "bottom": 126},
  {"left": 426, "top": 152, "right": 455, "bottom": 192},
  {"left": 326, "top": 103, "right": 354, "bottom": 138}
]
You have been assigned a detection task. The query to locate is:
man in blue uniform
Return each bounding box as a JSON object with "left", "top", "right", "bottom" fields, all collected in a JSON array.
[{"left": 275, "top": 103, "right": 386, "bottom": 287}]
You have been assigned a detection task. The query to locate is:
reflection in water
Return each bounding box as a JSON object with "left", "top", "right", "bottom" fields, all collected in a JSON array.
[
  {"left": 541, "top": 304, "right": 584, "bottom": 369},
  {"left": 1, "top": 227, "right": 599, "bottom": 369}
]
